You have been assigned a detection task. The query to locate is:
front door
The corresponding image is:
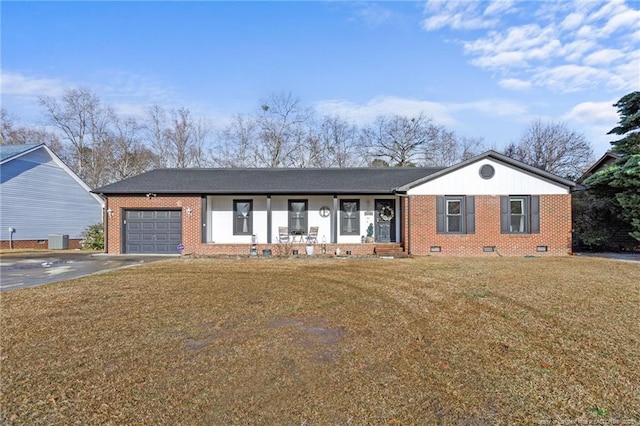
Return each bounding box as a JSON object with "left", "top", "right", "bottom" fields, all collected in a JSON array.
[{"left": 375, "top": 199, "right": 396, "bottom": 243}]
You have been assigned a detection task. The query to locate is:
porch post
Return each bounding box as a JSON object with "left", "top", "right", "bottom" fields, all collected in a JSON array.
[
  {"left": 332, "top": 195, "right": 338, "bottom": 244},
  {"left": 267, "top": 195, "right": 272, "bottom": 243},
  {"left": 201, "top": 196, "right": 207, "bottom": 243}
]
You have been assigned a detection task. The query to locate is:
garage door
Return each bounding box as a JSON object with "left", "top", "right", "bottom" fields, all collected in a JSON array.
[{"left": 124, "top": 210, "right": 182, "bottom": 254}]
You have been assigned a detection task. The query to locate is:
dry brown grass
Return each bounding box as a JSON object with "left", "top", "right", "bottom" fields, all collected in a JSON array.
[{"left": 1, "top": 256, "right": 639, "bottom": 425}]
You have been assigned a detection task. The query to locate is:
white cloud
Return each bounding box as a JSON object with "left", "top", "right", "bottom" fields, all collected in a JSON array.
[
  {"left": 464, "top": 24, "right": 560, "bottom": 69},
  {"left": 355, "top": 3, "right": 392, "bottom": 27},
  {"left": 499, "top": 78, "right": 532, "bottom": 90},
  {"left": 315, "top": 96, "right": 456, "bottom": 126},
  {"left": 451, "top": 99, "right": 529, "bottom": 117},
  {"left": 422, "top": 0, "right": 639, "bottom": 94},
  {"left": 422, "top": 1, "right": 497, "bottom": 30},
  {"left": 561, "top": 12, "right": 584, "bottom": 30},
  {"left": 560, "top": 39, "right": 598, "bottom": 63},
  {"left": 562, "top": 99, "right": 621, "bottom": 154},
  {"left": 0, "top": 69, "right": 195, "bottom": 125},
  {"left": 534, "top": 65, "right": 610, "bottom": 92},
  {"left": 0, "top": 71, "right": 64, "bottom": 98},
  {"left": 484, "top": 0, "right": 516, "bottom": 16},
  {"left": 583, "top": 48, "right": 624, "bottom": 65},
  {"left": 562, "top": 100, "right": 618, "bottom": 125}
]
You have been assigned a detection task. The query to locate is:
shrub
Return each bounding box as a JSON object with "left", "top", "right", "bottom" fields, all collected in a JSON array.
[{"left": 81, "top": 223, "right": 104, "bottom": 250}]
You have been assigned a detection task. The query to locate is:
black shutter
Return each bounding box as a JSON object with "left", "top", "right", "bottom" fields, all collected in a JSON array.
[
  {"left": 500, "top": 196, "right": 510, "bottom": 234},
  {"left": 436, "top": 196, "right": 445, "bottom": 233},
  {"left": 466, "top": 196, "right": 475, "bottom": 234},
  {"left": 531, "top": 195, "right": 540, "bottom": 234}
]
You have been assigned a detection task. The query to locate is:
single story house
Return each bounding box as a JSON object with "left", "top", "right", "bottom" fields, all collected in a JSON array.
[
  {"left": 0, "top": 143, "right": 104, "bottom": 249},
  {"left": 93, "top": 151, "right": 577, "bottom": 256}
]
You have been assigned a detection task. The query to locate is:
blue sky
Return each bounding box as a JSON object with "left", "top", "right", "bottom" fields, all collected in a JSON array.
[{"left": 2, "top": 1, "right": 638, "bottom": 157}]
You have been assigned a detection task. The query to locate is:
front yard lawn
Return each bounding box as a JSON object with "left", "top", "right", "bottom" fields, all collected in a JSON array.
[{"left": 1, "top": 256, "right": 639, "bottom": 424}]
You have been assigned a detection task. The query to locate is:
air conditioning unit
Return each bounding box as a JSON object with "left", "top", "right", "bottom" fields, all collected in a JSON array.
[{"left": 48, "top": 234, "right": 69, "bottom": 250}]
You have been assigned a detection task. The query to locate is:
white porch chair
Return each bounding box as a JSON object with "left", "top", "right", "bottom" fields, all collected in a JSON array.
[
  {"left": 278, "top": 227, "right": 290, "bottom": 243},
  {"left": 306, "top": 226, "right": 319, "bottom": 244}
]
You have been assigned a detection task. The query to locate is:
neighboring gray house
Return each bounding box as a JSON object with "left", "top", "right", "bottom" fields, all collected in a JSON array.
[{"left": 0, "top": 143, "right": 104, "bottom": 249}]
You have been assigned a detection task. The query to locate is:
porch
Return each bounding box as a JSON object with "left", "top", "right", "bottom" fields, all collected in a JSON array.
[
  {"left": 191, "top": 241, "right": 407, "bottom": 258},
  {"left": 203, "top": 195, "right": 402, "bottom": 246}
]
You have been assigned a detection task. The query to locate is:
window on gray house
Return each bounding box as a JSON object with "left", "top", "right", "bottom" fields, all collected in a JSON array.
[
  {"left": 340, "top": 200, "right": 360, "bottom": 235},
  {"left": 436, "top": 196, "right": 475, "bottom": 234},
  {"left": 233, "top": 200, "right": 253, "bottom": 235}
]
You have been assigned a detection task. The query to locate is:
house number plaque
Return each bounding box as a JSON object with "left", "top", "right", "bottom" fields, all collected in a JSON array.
[{"left": 319, "top": 206, "right": 331, "bottom": 217}]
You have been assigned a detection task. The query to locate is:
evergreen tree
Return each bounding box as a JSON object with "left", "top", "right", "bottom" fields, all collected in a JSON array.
[{"left": 585, "top": 92, "right": 640, "bottom": 242}]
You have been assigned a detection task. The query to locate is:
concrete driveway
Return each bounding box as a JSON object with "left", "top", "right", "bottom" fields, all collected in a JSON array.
[{"left": 0, "top": 251, "right": 175, "bottom": 292}]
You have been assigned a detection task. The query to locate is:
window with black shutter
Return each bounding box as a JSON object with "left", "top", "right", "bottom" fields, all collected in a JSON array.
[
  {"left": 500, "top": 195, "right": 540, "bottom": 234},
  {"left": 436, "top": 196, "right": 475, "bottom": 234}
]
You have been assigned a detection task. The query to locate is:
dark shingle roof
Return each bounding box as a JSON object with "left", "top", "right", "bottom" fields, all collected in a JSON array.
[{"left": 93, "top": 167, "right": 444, "bottom": 195}]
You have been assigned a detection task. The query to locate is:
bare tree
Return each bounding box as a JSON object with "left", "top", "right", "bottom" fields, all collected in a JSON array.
[
  {"left": 423, "top": 126, "right": 486, "bottom": 167},
  {"left": 0, "top": 109, "right": 63, "bottom": 153},
  {"left": 362, "top": 113, "right": 438, "bottom": 167},
  {"left": 504, "top": 119, "right": 594, "bottom": 179},
  {"left": 145, "top": 106, "right": 211, "bottom": 168},
  {"left": 108, "top": 116, "right": 156, "bottom": 182},
  {"left": 311, "top": 115, "right": 365, "bottom": 167},
  {"left": 38, "top": 88, "right": 116, "bottom": 184},
  {"left": 39, "top": 88, "right": 112, "bottom": 179},
  {"left": 254, "top": 92, "right": 314, "bottom": 168},
  {"left": 213, "top": 113, "right": 258, "bottom": 167}
]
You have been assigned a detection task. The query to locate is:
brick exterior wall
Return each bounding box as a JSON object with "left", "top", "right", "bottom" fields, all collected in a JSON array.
[
  {"left": 105, "top": 195, "right": 203, "bottom": 255},
  {"left": 405, "top": 194, "right": 572, "bottom": 256},
  {"left": 105, "top": 194, "right": 572, "bottom": 257},
  {"left": 0, "top": 239, "right": 83, "bottom": 250}
]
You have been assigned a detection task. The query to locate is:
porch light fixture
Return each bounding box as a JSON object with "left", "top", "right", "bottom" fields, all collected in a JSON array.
[
  {"left": 106, "top": 208, "right": 114, "bottom": 218},
  {"left": 186, "top": 207, "right": 193, "bottom": 217}
]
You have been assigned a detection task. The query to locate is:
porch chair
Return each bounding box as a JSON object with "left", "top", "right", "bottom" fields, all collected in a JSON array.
[
  {"left": 278, "top": 227, "right": 290, "bottom": 243},
  {"left": 306, "top": 226, "right": 319, "bottom": 244}
]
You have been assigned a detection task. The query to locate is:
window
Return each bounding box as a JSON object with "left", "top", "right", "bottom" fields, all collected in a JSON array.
[
  {"left": 446, "top": 199, "right": 462, "bottom": 232},
  {"left": 500, "top": 195, "right": 540, "bottom": 234},
  {"left": 233, "top": 200, "right": 253, "bottom": 235},
  {"left": 436, "top": 196, "right": 475, "bottom": 234},
  {"left": 340, "top": 200, "right": 360, "bottom": 235},
  {"left": 288, "top": 200, "right": 308, "bottom": 235}
]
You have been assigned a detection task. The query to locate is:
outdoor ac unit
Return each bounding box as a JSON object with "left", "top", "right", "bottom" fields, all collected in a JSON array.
[{"left": 48, "top": 234, "right": 69, "bottom": 250}]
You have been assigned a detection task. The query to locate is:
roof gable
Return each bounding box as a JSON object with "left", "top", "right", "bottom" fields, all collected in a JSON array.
[
  {"left": 1, "top": 143, "right": 104, "bottom": 206},
  {"left": 397, "top": 151, "right": 577, "bottom": 194}
]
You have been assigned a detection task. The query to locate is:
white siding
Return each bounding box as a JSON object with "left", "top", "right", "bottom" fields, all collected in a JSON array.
[
  {"left": 205, "top": 195, "right": 392, "bottom": 244},
  {"left": 0, "top": 148, "right": 104, "bottom": 241},
  {"left": 407, "top": 159, "right": 570, "bottom": 195}
]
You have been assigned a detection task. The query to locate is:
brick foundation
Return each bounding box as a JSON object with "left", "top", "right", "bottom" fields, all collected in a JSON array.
[{"left": 0, "top": 239, "right": 83, "bottom": 250}]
